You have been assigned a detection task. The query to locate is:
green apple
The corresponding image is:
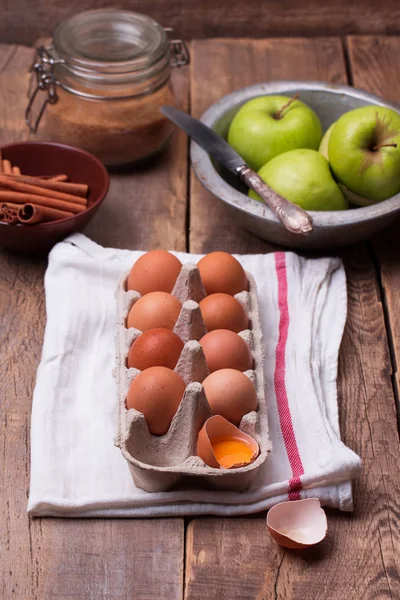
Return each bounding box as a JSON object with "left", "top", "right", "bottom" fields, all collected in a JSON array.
[
  {"left": 227, "top": 95, "right": 323, "bottom": 171},
  {"left": 319, "top": 121, "right": 375, "bottom": 206},
  {"left": 318, "top": 123, "right": 334, "bottom": 160},
  {"left": 328, "top": 105, "right": 400, "bottom": 202},
  {"left": 248, "top": 149, "right": 348, "bottom": 211}
]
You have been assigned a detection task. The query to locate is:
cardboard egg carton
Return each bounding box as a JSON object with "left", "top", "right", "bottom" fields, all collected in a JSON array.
[{"left": 114, "top": 261, "right": 271, "bottom": 493}]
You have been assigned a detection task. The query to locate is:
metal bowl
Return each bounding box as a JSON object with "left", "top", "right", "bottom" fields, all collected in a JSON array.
[{"left": 190, "top": 81, "right": 400, "bottom": 249}]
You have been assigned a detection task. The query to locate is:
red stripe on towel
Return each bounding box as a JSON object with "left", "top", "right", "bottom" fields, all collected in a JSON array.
[{"left": 274, "top": 252, "right": 304, "bottom": 501}]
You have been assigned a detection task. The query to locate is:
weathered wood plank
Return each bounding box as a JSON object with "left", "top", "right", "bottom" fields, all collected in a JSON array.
[
  {"left": 0, "top": 44, "right": 185, "bottom": 600},
  {"left": 185, "top": 518, "right": 282, "bottom": 600},
  {"left": 1, "top": 0, "right": 400, "bottom": 46},
  {"left": 0, "top": 44, "right": 34, "bottom": 144},
  {"left": 186, "top": 37, "right": 400, "bottom": 600},
  {"left": 34, "top": 519, "right": 184, "bottom": 599},
  {"left": 334, "top": 245, "right": 400, "bottom": 599},
  {"left": 0, "top": 252, "right": 46, "bottom": 600},
  {"left": 346, "top": 34, "right": 400, "bottom": 409},
  {"left": 189, "top": 37, "right": 346, "bottom": 254},
  {"left": 370, "top": 219, "right": 400, "bottom": 405},
  {"left": 0, "top": 43, "right": 44, "bottom": 600}
]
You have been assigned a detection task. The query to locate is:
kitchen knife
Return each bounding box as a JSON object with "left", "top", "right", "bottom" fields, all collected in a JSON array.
[{"left": 161, "top": 105, "right": 313, "bottom": 235}]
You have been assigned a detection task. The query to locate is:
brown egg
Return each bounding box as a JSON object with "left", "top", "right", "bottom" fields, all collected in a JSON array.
[
  {"left": 199, "top": 329, "right": 253, "bottom": 373},
  {"left": 197, "top": 251, "right": 248, "bottom": 296},
  {"left": 127, "top": 250, "right": 182, "bottom": 295},
  {"left": 127, "top": 292, "right": 181, "bottom": 332},
  {"left": 127, "top": 328, "right": 184, "bottom": 370},
  {"left": 199, "top": 293, "right": 248, "bottom": 333},
  {"left": 126, "top": 366, "right": 186, "bottom": 435},
  {"left": 202, "top": 369, "right": 258, "bottom": 425}
]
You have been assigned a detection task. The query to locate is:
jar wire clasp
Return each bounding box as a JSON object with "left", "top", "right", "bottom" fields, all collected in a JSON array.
[
  {"left": 25, "top": 46, "right": 65, "bottom": 134},
  {"left": 164, "top": 29, "right": 190, "bottom": 67}
]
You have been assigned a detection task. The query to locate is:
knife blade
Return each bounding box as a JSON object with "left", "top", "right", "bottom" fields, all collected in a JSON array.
[
  {"left": 162, "top": 105, "right": 245, "bottom": 173},
  {"left": 161, "top": 105, "right": 313, "bottom": 236}
]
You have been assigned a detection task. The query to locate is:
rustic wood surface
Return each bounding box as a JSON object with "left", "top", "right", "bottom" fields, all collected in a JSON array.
[
  {"left": 187, "top": 38, "right": 400, "bottom": 600},
  {"left": 0, "top": 35, "right": 400, "bottom": 600},
  {"left": 0, "top": 43, "right": 185, "bottom": 600},
  {"left": 1, "top": 1, "right": 400, "bottom": 46}
]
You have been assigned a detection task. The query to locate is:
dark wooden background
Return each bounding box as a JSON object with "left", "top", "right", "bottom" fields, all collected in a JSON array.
[{"left": 1, "top": 0, "right": 400, "bottom": 45}]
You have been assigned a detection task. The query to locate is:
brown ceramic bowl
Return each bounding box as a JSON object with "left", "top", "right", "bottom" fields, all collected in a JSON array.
[{"left": 0, "top": 141, "right": 110, "bottom": 255}]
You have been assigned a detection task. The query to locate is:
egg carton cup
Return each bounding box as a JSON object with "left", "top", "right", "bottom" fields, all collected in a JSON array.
[{"left": 114, "top": 262, "right": 272, "bottom": 493}]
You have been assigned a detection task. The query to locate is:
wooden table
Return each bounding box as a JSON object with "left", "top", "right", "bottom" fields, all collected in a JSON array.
[{"left": 1, "top": 37, "right": 400, "bottom": 599}]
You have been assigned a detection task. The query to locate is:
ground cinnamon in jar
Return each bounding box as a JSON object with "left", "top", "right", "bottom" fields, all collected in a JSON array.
[
  {"left": 28, "top": 10, "right": 189, "bottom": 167},
  {"left": 38, "top": 84, "right": 175, "bottom": 167}
]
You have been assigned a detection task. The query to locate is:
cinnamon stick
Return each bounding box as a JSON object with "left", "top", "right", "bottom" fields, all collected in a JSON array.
[
  {"left": 1, "top": 202, "right": 21, "bottom": 212},
  {"left": 2, "top": 160, "right": 12, "bottom": 174},
  {"left": 0, "top": 191, "right": 84, "bottom": 214},
  {"left": 3, "top": 173, "right": 88, "bottom": 197},
  {"left": 3, "top": 213, "right": 19, "bottom": 224},
  {"left": 50, "top": 174, "right": 68, "bottom": 182},
  {"left": 1, "top": 202, "right": 20, "bottom": 213},
  {"left": 37, "top": 174, "right": 69, "bottom": 182},
  {"left": 1, "top": 204, "right": 19, "bottom": 224},
  {"left": 0, "top": 175, "right": 87, "bottom": 206},
  {"left": 18, "top": 203, "right": 74, "bottom": 224}
]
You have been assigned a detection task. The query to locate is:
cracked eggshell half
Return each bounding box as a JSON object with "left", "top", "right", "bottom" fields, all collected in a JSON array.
[
  {"left": 197, "top": 415, "right": 259, "bottom": 469},
  {"left": 267, "top": 498, "right": 328, "bottom": 549}
]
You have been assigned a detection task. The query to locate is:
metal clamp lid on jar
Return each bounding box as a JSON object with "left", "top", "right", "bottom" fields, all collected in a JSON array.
[{"left": 25, "top": 11, "right": 190, "bottom": 134}]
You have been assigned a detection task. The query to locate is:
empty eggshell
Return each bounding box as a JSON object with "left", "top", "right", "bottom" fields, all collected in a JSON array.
[
  {"left": 127, "top": 292, "right": 182, "bottom": 331},
  {"left": 127, "top": 250, "right": 182, "bottom": 295},
  {"left": 267, "top": 498, "right": 328, "bottom": 549},
  {"left": 197, "top": 252, "right": 248, "bottom": 296},
  {"left": 197, "top": 415, "right": 259, "bottom": 469}
]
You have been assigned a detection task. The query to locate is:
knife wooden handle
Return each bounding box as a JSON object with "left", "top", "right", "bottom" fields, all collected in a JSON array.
[{"left": 238, "top": 166, "right": 313, "bottom": 236}]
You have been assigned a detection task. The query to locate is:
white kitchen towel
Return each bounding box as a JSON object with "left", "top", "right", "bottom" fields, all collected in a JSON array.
[{"left": 28, "top": 233, "right": 361, "bottom": 517}]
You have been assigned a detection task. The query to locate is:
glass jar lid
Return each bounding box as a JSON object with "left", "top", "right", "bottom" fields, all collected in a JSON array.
[{"left": 53, "top": 9, "right": 170, "bottom": 76}]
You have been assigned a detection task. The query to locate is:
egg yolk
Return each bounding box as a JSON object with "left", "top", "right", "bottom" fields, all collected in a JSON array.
[{"left": 211, "top": 436, "right": 255, "bottom": 468}]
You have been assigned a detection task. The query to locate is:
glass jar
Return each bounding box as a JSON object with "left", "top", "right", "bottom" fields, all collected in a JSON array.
[{"left": 26, "top": 10, "right": 189, "bottom": 167}]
